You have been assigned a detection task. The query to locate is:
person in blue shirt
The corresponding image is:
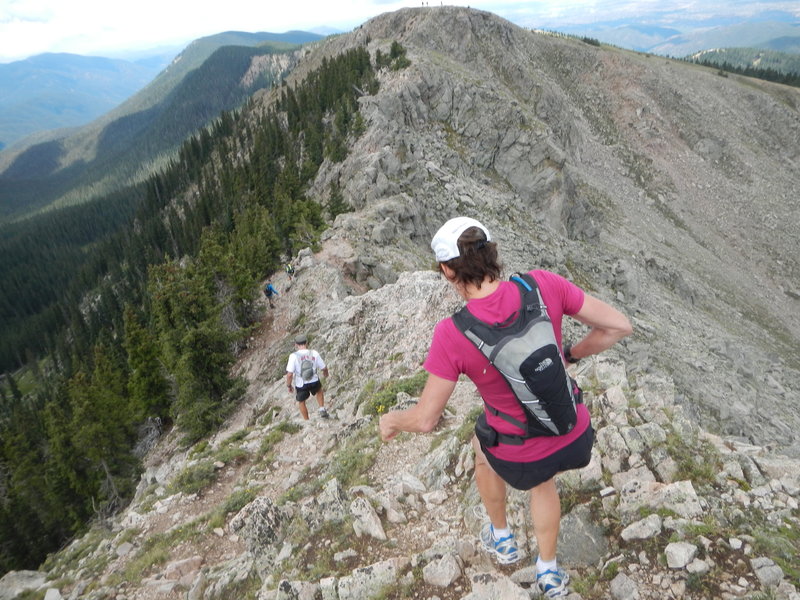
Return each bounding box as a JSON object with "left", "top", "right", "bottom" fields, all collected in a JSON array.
[{"left": 263, "top": 281, "right": 279, "bottom": 308}]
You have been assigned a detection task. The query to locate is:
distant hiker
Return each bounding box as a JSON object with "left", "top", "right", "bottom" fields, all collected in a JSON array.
[
  {"left": 263, "top": 281, "right": 279, "bottom": 308},
  {"left": 379, "top": 217, "right": 632, "bottom": 598},
  {"left": 285, "top": 263, "right": 295, "bottom": 279},
  {"left": 286, "top": 334, "right": 330, "bottom": 420}
]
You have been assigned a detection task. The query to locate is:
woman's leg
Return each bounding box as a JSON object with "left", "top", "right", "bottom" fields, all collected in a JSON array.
[
  {"left": 471, "top": 436, "right": 508, "bottom": 528},
  {"left": 529, "top": 477, "right": 560, "bottom": 561}
]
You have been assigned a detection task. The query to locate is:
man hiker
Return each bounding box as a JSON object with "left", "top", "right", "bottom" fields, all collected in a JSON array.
[
  {"left": 263, "top": 281, "right": 279, "bottom": 308},
  {"left": 286, "top": 334, "right": 330, "bottom": 420},
  {"left": 285, "top": 263, "right": 295, "bottom": 279}
]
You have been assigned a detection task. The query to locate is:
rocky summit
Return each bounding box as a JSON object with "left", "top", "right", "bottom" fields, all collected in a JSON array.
[{"left": 3, "top": 6, "right": 799, "bottom": 600}]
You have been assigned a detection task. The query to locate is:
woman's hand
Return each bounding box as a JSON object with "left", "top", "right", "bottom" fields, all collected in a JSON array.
[
  {"left": 379, "top": 413, "right": 399, "bottom": 442},
  {"left": 377, "top": 373, "right": 456, "bottom": 442}
]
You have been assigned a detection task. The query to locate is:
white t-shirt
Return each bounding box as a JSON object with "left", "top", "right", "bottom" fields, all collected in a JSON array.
[{"left": 286, "top": 349, "right": 325, "bottom": 387}]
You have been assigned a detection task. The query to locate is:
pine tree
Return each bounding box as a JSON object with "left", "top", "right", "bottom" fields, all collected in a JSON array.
[{"left": 123, "top": 306, "right": 171, "bottom": 421}]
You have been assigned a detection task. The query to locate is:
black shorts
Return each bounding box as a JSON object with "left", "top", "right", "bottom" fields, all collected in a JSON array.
[
  {"left": 295, "top": 380, "right": 321, "bottom": 402},
  {"left": 481, "top": 426, "right": 594, "bottom": 491}
]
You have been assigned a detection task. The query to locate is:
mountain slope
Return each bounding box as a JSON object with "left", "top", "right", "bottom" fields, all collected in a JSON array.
[
  {"left": 688, "top": 47, "right": 800, "bottom": 78},
  {"left": 0, "top": 31, "right": 321, "bottom": 221},
  {"left": 303, "top": 7, "right": 800, "bottom": 453},
  {"left": 0, "top": 53, "right": 169, "bottom": 150},
  {"left": 2, "top": 5, "right": 800, "bottom": 598}
]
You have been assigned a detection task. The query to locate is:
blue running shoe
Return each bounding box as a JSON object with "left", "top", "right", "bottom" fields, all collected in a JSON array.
[
  {"left": 479, "top": 522, "right": 521, "bottom": 565},
  {"left": 536, "top": 567, "right": 570, "bottom": 598}
]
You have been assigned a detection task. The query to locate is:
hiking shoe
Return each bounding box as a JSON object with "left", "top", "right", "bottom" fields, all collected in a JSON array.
[
  {"left": 318, "top": 407, "right": 329, "bottom": 419},
  {"left": 536, "top": 568, "right": 570, "bottom": 598},
  {"left": 479, "top": 522, "right": 520, "bottom": 565}
]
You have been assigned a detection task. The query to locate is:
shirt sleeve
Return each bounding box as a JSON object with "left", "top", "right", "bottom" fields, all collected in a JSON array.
[
  {"left": 531, "top": 270, "right": 585, "bottom": 315},
  {"left": 422, "top": 318, "right": 462, "bottom": 382},
  {"left": 286, "top": 353, "right": 296, "bottom": 373}
]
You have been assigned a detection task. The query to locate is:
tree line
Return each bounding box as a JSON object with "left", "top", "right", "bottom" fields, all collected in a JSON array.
[
  {"left": 690, "top": 57, "right": 800, "bottom": 88},
  {"left": 0, "top": 43, "right": 396, "bottom": 574}
]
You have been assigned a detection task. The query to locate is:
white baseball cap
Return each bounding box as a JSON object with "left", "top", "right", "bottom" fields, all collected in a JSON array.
[{"left": 430, "top": 217, "right": 491, "bottom": 262}]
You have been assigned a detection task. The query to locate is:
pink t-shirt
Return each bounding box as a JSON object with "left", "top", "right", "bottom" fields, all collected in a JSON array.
[{"left": 423, "top": 270, "right": 590, "bottom": 462}]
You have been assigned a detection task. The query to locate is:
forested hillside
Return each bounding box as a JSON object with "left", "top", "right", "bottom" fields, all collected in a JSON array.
[
  {"left": 0, "top": 42, "right": 300, "bottom": 222},
  {"left": 687, "top": 47, "right": 800, "bottom": 86},
  {"left": 0, "top": 42, "right": 297, "bottom": 370},
  {"left": 0, "top": 44, "right": 386, "bottom": 574}
]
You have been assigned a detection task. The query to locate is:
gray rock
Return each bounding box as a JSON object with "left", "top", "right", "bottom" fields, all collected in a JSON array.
[
  {"left": 665, "top": 542, "right": 698, "bottom": 569},
  {"left": 686, "top": 558, "right": 710, "bottom": 575},
  {"left": 610, "top": 572, "right": 640, "bottom": 600},
  {"left": 558, "top": 503, "right": 609, "bottom": 566},
  {"left": 619, "top": 480, "right": 703, "bottom": 523},
  {"left": 463, "top": 571, "right": 529, "bottom": 600},
  {"left": 350, "top": 497, "right": 387, "bottom": 540},
  {"left": 115, "top": 541, "right": 134, "bottom": 557},
  {"left": 337, "top": 559, "right": 405, "bottom": 600},
  {"left": 0, "top": 571, "right": 46, "bottom": 600},
  {"left": 312, "top": 477, "right": 350, "bottom": 526},
  {"left": 621, "top": 513, "right": 662, "bottom": 541},
  {"left": 751, "top": 556, "right": 784, "bottom": 588},
  {"left": 272, "top": 580, "right": 321, "bottom": 600},
  {"left": 413, "top": 435, "right": 460, "bottom": 490},
  {"left": 422, "top": 553, "right": 462, "bottom": 587},
  {"left": 596, "top": 425, "right": 631, "bottom": 474},
  {"left": 229, "top": 496, "right": 288, "bottom": 555}
]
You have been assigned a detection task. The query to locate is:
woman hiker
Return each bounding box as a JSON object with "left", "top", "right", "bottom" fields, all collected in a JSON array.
[{"left": 379, "top": 216, "right": 632, "bottom": 598}]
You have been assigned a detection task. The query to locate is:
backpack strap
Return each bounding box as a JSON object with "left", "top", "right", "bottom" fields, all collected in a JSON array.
[{"left": 510, "top": 272, "right": 546, "bottom": 316}]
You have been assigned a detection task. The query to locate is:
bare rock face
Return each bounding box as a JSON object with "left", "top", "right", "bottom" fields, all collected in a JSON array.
[
  {"left": 309, "top": 6, "right": 800, "bottom": 456},
  {"left": 0, "top": 571, "right": 46, "bottom": 600}
]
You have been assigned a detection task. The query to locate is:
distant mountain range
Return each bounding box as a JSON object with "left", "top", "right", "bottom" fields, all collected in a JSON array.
[
  {"left": 0, "top": 53, "right": 171, "bottom": 150},
  {"left": 2, "top": 12, "right": 798, "bottom": 223},
  {"left": 558, "top": 17, "right": 800, "bottom": 57},
  {"left": 689, "top": 47, "right": 800, "bottom": 78},
  {"left": 0, "top": 31, "right": 324, "bottom": 154},
  {"left": 0, "top": 30, "right": 323, "bottom": 221}
]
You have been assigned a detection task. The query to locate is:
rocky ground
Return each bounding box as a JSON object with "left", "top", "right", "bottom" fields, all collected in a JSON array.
[{"left": 3, "top": 259, "right": 799, "bottom": 600}]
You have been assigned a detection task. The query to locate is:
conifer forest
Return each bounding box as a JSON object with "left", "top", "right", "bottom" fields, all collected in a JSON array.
[{"left": 0, "top": 44, "right": 388, "bottom": 573}]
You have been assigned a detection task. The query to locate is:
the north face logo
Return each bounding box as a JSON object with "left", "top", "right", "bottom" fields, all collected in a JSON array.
[{"left": 535, "top": 358, "right": 553, "bottom": 372}]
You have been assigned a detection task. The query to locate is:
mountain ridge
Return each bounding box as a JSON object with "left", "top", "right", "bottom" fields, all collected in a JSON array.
[{"left": 1, "top": 6, "right": 799, "bottom": 598}]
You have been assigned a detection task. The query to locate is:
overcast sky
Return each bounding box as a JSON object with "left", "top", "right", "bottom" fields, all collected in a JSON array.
[{"left": 1, "top": 0, "right": 798, "bottom": 63}]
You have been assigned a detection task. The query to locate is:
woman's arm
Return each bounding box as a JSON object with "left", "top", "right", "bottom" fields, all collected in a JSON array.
[
  {"left": 567, "top": 294, "right": 633, "bottom": 360},
  {"left": 379, "top": 373, "right": 456, "bottom": 441}
]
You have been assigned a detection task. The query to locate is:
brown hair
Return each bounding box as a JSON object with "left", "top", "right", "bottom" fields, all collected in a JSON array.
[{"left": 440, "top": 226, "right": 502, "bottom": 289}]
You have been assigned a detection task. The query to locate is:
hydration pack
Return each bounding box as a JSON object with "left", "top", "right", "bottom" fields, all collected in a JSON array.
[
  {"left": 452, "top": 273, "right": 580, "bottom": 442},
  {"left": 297, "top": 351, "right": 317, "bottom": 381}
]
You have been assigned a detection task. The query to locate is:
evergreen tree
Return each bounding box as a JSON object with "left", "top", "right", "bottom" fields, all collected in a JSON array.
[{"left": 123, "top": 306, "right": 171, "bottom": 421}]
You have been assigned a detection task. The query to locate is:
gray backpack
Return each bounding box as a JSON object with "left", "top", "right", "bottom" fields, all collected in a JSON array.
[
  {"left": 298, "top": 351, "right": 316, "bottom": 381},
  {"left": 452, "top": 273, "right": 580, "bottom": 443}
]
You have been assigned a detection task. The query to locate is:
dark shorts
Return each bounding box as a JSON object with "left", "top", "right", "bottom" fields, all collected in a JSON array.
[
  {"left": 480, "top": 426, "right": 594, "bottom": 491},
  {"left": 295, "top": 380, "right": 321, "bottom": 402}
]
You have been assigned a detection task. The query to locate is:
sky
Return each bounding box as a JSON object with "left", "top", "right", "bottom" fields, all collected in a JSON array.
[{"left": 1, "top": 0, "right": 798, "bottom": 63}]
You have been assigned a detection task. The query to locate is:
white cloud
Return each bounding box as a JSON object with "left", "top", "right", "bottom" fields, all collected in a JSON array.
[{"left": 0, "top": 0, "right": 796, "bottom": 63}]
